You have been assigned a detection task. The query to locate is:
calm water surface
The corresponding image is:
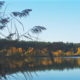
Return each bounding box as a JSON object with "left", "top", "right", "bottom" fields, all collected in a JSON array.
[
  {"left": 32, "top": 69, "right": 80, "bottom": 80},
  {"left": 1, "top": 57, "right": 80, "bottom": 80}
]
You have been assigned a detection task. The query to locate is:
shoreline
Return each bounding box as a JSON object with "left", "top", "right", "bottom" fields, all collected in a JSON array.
[{"left": 0, "top": 55, "right": 80, "bottom": 58}]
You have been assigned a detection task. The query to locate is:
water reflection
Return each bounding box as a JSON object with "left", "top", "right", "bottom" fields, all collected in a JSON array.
[{"left": 0, "top": 57, "right": 80, "bottom": 80}]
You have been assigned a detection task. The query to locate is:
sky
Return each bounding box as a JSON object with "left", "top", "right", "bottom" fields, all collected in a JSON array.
[{"left": 2, "top": 0, "right": 80, "bottom": 43}]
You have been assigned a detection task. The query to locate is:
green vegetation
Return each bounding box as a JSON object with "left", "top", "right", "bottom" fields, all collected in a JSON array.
[
  {"left": 0, "top": 1, "right": 79, "bottom": 57},
  {"left": 0, "top": 1, "right": 80, "bottom": 80},
  {"left": 0, "top": 39, "right": 80, "bottom": 57}
]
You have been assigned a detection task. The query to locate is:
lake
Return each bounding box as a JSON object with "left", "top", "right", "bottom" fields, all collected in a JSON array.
[{"left": 0, "top": 57, "right": 80, "bottom": 80}]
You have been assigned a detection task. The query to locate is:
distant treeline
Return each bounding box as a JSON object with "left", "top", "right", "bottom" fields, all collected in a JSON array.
[{"left": 0, "top": 39, "right": 80, "bottom": 52}]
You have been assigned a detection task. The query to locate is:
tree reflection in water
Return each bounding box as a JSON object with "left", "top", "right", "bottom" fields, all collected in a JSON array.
[{"left": 0, "top": 56, "right": 80, "bottom": 80}]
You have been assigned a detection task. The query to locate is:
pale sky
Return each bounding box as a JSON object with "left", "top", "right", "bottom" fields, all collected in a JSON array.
[{"left": 2, "top": 0, "right": 80, "bottom": 43}]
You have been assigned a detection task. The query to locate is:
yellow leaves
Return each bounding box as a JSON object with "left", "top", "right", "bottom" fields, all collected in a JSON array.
[
  {"left": 54, "top": 58, "right": 62, "bottom": 64},
  {"left": 17, "top": 48, "right": 23, "bottom": 53},
  {"left": 65, "top": 58, "right": 72, "bottom": 62},
  {"left": 48, "top": 60, "right": 52, "bottom": 65},
  {"left": 29, "top": 64, "right": 34, "bottom": 67},
  {"left": 41, "top": 48, "right": 48, "bottom": 54},
  {"left": 77, "top": 59, "right": 80, "bottom": 65},
  {"left": 42, "top": 58, "right": 48, "bottom": 65},
  {"left": 0, "top": 46, "right": 78, "bottom": 57},
  {"left": 65, "top": 51, "right": 73, "bottom": 56},
  {"left": 7, "top": 49, "right": 12, "bottom": 54},
  {"left": 15, "top": 61, "right": 23, "bottom": 67},
  {"left": 53, "top": 52, "right": 59, "bottom": 56},
  {"left": 42, "top": 61, "right": 48, "bottom": 65},
  {"left": 7, "top": 47, "right": 17, "bottom": 54},
  {"left": 6, "top": 47, "right": 23, "bottom": 56},
  {"left": 28, "top": 48, "right": 34, "bottom": 53},
  {"left": 12, "top": 47, "right": 17, "bottom": 53},
  {"left": 52, "top": 50, "right": 63, "bottom": 56},
  {"left": 9, "top": 61, "right": 23, "bottom": 68},
  {"left": 77, "top": 48, "right": 80, "bottom": 55},
  {"left": 58, "top": 50, "right": 62, "bottom": 53},
  {"left": 4, "top": 47, "right": 35, "bottom": 56},
  {"left": 24, "top": 47, "right": 34, "bottom": 55}
]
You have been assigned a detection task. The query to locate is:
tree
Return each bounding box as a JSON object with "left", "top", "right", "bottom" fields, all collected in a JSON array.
[
  {"left": 0, "top": 1, "right": 46, "bottom": 41},
  {"left": 77, "top": 48, "right": 80, "bottom": 55}
]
